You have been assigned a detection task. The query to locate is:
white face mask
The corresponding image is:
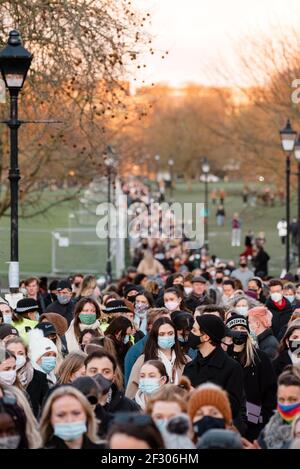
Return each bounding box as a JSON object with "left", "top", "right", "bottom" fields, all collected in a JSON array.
[
  {"left": 271, "top": 292, "right": 282, "bottom": 303},
  {"left": 16, "top": 355, "right": 26, "bottom": 370},
  {"left": 184, "top": 287, "right": 193, "bottom": 296},
  {"left": 0, "top": 369, "right": 17, "bottom": 385},
  {"left": 296, "top": 293, "right": 300, "bottom": 301},
  {"left": 235, "top": 306, "right": 248, "bottom": 317},
  {"left": 165, "top": 300, "right": 180, "bottom": 312}
]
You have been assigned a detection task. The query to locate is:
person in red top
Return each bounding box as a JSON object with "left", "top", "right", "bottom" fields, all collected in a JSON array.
[{"left": 265, "top": 279, "right": 293, "bottom": 340}]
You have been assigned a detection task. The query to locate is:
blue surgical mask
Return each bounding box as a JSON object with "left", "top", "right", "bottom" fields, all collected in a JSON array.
[
  {"left": 178, "top": 336, "right": 188, "bottom": 344},
  {"left": 54, "top": 421, "right": 87, "bottom": 441},
  {"left": 3, "top": 314, "right": 12, "bottom": 325},
  {"left": 57, "top": 294, "right": 71, "bottom": 305},
  {"left": 285, "top": 295, "right": 295, "bottom": 304},
  {"left": 157, "top": 335, "right": 175, "bottom": 350},
  {"left": 40, "top": 356, "right": 57, "bottom": 373},
  {"left": 139, "top": 378, "right": 161, "bottom": 395},
  {"left": 123, "top": 335, "right": 130, "bottom": 344}
]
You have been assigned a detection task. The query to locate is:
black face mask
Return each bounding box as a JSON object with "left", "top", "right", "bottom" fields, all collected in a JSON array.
[
  {"left": 188, "top": 332, "right": 204, "bottom": 350},
  {"left": 93, "top": 373, "right": 113, "bottom": 394},
  {"left": 232, "top": 331, "right": 248, "bottom": 345},
  {"left": 193, "top": 416, "right": 225, "bottom": 437},
  {"left": 288, "top": 340, "right": 300, "bottom": 355},
  {"left": 215, "top": 278, "right": 223, "bottom": 284},
  {"left": 127, "top": 295, "right": 137, "bottom": 304}
]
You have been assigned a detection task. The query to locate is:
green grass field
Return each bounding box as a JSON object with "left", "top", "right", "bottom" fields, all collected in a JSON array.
[{"left": 0, "top": 181, "right": 298, "bottom": 286}]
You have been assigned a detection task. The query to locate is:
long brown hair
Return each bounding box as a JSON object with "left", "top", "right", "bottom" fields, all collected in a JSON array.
[
  {"left": 144, "top": 317, "right": 187, "bottom": 367},
  {"left": 73, "top": 297, "right": 101, "bottom": 341},
  {"left": 57, "top": 352, "right": 87, "bottom": 384}
]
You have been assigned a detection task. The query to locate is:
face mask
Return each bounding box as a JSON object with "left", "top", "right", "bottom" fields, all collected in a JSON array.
[
  {"left": 193, "top": 416, "right": 225, "bottom": 437},
  {"left": 155, "top": 419, "right": 168, "bottom": 433},
  {"left": 271, "top": 292, "right": 282, "bottom": 303},
  {"left": 288, "top": 340, "right": 300, "bottom": 355},
  {"left": 232, "top": 331, "right": 248, "bottom": 345},
  {"left": 79, "top": 313, "right": 97, "bottom": 325},
  {"left": 296, "top": 293, "right": 300, "bottom": 301},
  {"left": 135, "top": 303, "right": 148, "bottom": 316},
  {"left": 0, "top": 435, "right": 21, "bottom": 449},
  {"left": 16, "top": 355, "right": 26, "bottom": 370},
  {"left": 3, "top": 314, "right": 12, "bottom": 325},
  {"left": 188, "top": 332, "right": 204, "bottom": 350},
  {"left": 184, "top": 287, "right": 193, "bottom": 295},
  {"left": 285, "top": 295, "right": 295, "bottom": 304},
  {"left": 216, "top": 278, "right": 223, "bottom": 284},
  {"left": 123, "top": 335, "right": 130, "bottom": 344},
  {"left": 20, "top": 288, "right": 27, "bottom": 296},
  {"left": 277, "top": 402, "right": 300, "bottom": 423},
  {"left": 157, "top": 335, "right": 175, "bottom": 350},
  {"left": 0, "top": 369, "right": 16, "bottom": 385},
  {"left": 41, "top": 356, "right": 57, "bottom": 373},
  {"left": 54, "top": 421, "right": 87, "bottom": 441},
  {"left": 127, "top": 295, "right": 137, "bottom": 304},
  {"left": 178, "top": 336, "right": 189, "bottom": 344},
  {"left": 57, "top": 294, "right": 71, "bottom": 305},
  {"left": 139, "top": 378, "right": 161, "bottom": 394},
  {"left": 235, "top": 306, "right": 248, "bottom": 317},
  {"left": 165, "top": 300, "right": 180, "bottom": 312}
]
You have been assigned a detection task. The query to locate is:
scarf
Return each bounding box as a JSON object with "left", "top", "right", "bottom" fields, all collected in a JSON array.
[
  {"left": 263, "top": 412, "right": 293, "bottom": 449},
  {"left": 273, "top": 298, "right": 287, "bottom": 310},
  {"left": 65, "top": 319, "right": 102, "bottom": 352},
  {"left": 135, "top": 389, "right": 146, "bottom": 410},
  {"left": 17, "top": 360, "right": 34, "bottom": 388},
  {"left": 157, "top": 349, "right": 178, "bottom": 384}
]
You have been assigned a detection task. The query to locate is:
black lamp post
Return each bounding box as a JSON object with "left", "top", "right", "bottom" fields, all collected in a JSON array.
[
  {"left": 279, "top": 119, "right": 297, "bottom": 273},
  {"left": 0, "top": 30, "right": 32, "bottom": 293},
  {"left": 202, "top": 157, "right": 210, "bottom": 251},
  {"left": 168, "top": 158, "right": 174, "bottom": 199},
  {"left": 104, "top": 145, "right": 117, "bottom": 283},
  {"left": 294, "top": 135, "right": 300, "bottom": 267}
]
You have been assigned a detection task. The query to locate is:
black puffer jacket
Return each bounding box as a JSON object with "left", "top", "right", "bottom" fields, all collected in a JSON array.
[
  {"left": 272, "top": 349, "right": 292, "bottom": 377},
  {"left": 265, "top": 298, "right": 292, "bottom": 340}
]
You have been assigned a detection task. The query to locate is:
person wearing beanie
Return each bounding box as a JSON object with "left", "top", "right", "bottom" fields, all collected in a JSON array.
[
  {"left": 248, "top": 306, "right": 279, "bottom": 360},
  {"left": 28, "top": 329, "right": 58, "bottom": 387},
  {"left": 225, "top": 313, "right": 277, "bottom": 441},
  {"left": 45, "top": 278, "right": 75, "bottom": 326},
  {"left": 188, "top": 383, "right": 233, "bottom": 442},
  {"left": 171, "top": 311, "right": 197, "bottom": 360},
  {"left": 183, "top": 314, "right": 244, "bottom": 425},
  {"left": 12, "top": 298, "right": 40, "bottom": 344}
]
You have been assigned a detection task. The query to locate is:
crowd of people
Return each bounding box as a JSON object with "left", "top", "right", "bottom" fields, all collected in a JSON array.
[{"left": 0, "top": 262, "right": 300, "bottom": 450}]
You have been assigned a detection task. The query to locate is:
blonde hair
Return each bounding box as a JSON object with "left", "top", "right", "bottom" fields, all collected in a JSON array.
[
  {"left": 78, "top": 275, "right": 97, "bottom": 298},
  {"left": 0, "top": 383, "right": 42, "bottom": 448},
  {"left": 145, "top": 384, "right": 188, "bottom": 415},
  {"left": 57, "top": 352, "right": 87, "bottom": 384},
  {"left": 39, "top": 386, "right": 100, "bottom": 445}
]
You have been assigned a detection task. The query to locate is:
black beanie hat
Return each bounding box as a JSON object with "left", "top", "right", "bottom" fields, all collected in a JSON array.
[
  {"left": 225, "top": 314, "right": 250, "bottom": 333},
  {"left": 171, "top": 311, "right": 194, "bottom": 330},
  {"left": 102, "top": 300, "right": 131, "bottom": 314},
  {"left": 196, "top": 314, "right": 225, "bottom": 344},
  {"left": 123, "top": 283, "right": 143, "bottom": 297},
  {"left": 15, "top": 298, "right": 39, "bottom": 315},
  {"left": 0, "top": 324, "right": 19, "bottom": 340}
]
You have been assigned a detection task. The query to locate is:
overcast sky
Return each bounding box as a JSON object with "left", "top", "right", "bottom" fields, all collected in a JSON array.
[{"left": 133, "top": 0, "right": 300, "bottom": 87}]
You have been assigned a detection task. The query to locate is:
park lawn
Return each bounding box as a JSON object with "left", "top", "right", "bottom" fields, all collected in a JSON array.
[{"left": 0, "top": 181, "right": 297, "bottom": 286}]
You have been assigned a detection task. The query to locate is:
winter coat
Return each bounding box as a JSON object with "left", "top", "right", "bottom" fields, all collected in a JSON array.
[
  {"left": 272, "top": 349, "right": 292, "bottom": 377},
  {"left": 44, "top": 434, "right": 105, "bottom": 449},
  {"left": 103, "top": 384, "right": 140, "bottom": 414},
  {"left": 231, "top": 349, "right": 277, "bottom": 441},
  {"left": 26, "top": 369, "right": 50, "bottom": 418},
  {"left": 65, "top": 319, "right": 103, "bottom": 353},
  {"left": 257, "top": 328, "right": 279, "bottom": 360},
  {"left": 257, "top": 412, "right": 292, "bottom": 449},
  {"left": 183, "top": 346, "right": 244, "bottom": 420},
  {"left": 124, "top": 335, "right": 148, "bottom": 386},
  {"left": 185, "top": 293, "right": 212, "bottom": 313},
  {"left": 265, "top": 298, "right": 293, "bottom": 340},
  {"left": 45, "top": 299, "right": 75, "bottom": 326}
]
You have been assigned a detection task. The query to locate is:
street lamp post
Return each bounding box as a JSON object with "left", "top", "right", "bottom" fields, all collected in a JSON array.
[
  {"left": 279, "top": 119, "right": 297, "bottom": 273},
  {"left": 104, "top": 145, "right": 117, "bottom": 283},
  {"left": 202, "top": 157, "right": 210, "bottom": 252},
  {"left": 0, "top": 30, "right": 32, "bottom": 293},
  {"left": 294, "top": 135, "right": 300, "bottom": 266},
  {"left": 168, "top": 158, "right": 174, "bottom": 199}
]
